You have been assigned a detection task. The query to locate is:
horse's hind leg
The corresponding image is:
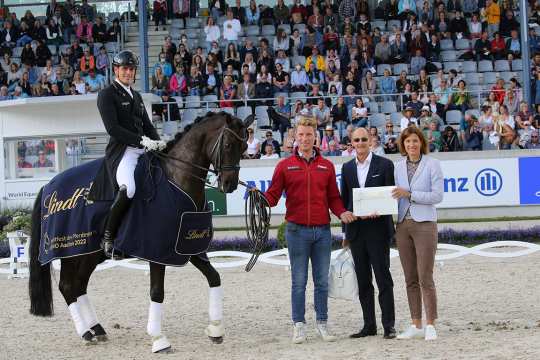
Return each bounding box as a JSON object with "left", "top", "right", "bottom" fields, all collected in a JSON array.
[
  {"left": 77, "top": 253, "right": 108, "bottom": 342},
  {"left": 147, "top": 262, "right": 172, "bottom": 353},
  {"left": 59, "top": 258, "right": 97, "bottom": 345},
  {"left": 190, "top": 256, "right": 224, "bottom": 344}
]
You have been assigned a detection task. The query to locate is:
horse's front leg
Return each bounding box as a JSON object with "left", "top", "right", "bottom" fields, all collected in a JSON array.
[{"left": 148, "top": 262, "right": 172, "bottom": 353}]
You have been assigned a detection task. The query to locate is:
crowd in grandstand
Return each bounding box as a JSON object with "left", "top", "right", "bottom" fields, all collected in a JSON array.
[
  {"left": 0, "top": 0, "right": 120, "bottom": 97},
  {"left": 2, "top": 0, "right": 540, "bottom": 155}
]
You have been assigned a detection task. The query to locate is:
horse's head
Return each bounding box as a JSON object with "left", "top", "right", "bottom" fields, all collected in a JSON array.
[{"left": 209, "top": 112, "right": 255, "bottom": 193}]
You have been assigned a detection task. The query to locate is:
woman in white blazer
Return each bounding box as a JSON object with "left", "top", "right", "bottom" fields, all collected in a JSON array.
[{"left": 391, "top": 126, "right": 444, "bottom": 341}]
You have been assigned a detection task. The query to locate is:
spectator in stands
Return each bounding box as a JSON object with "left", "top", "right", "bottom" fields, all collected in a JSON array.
[
  {"left": 45, "top": 18, "right": 63, "bottom": 46},
  {"left": 16, "top": 21, "right": 32, "bottom": 47},
  {"left": 153, "top": 0, "right": 168, "bottom": 31},
  {"left": 370, "top": 135, "right": 386, "bottom": 155},
  {"left": 374, "top": 34, "right": 391, "bottom": 64},
  {"left": 21, "top": 42, "right": 36, "bottom": 66},
  {"left": 246, "top": 0, "right": 261, "bottom": 26},
  {"left": 440, "top": 126, "right": 461, "bottom": 151},
  {"left": 261, "top": 130, "right": 281, "bottom": 156},
  {"left": 204, "top": 16, "right": 220, "bottom": 51},
  {"left": 474, "top": 30, "right": 492, "bottom": 61},
  {"left": 289, "top": 29, "right": 304, "bottom": 58},
  {"left": 525, "top": 130, "right": 540, "bottom": 149},
  {"left": 449, "top": 11, "right": 469, "bottom": 40},
  {"left": 389, "top": 32, "right": 408, "bottom": 63},
  {"left": 223, "top": 9, "right": 242, "bottom": 46},
  {"left": 218, "top": 74, "right": 235, "bottom": 107},
  {"left": 485, "top": 0, "right": 501, "bottom": 38},
  {"left": 34, "top": 150, "right": 53, "bottom": 167},
  {"left": 468, "top": 13, "right": 482, "bottom": 39},
  {"left": 313, "top": 97, "right": 331, "bottom": 133},
  {"left": 396, "top": 70, "right": 410, "bottom": 95},
  {"left": 268, "top": 95, "right": 291, "bottom": 140},
  {"left": 505, "top": 29, "right": 521, "bottom": 59},
  {"left": 330, "top": 96, "right": 348, "bottom": 136},
  {"left": 107, "top": 18, "right": 121, "bottom": 42},
  {"left": 243, "top": 128, "right": 260, "bottom": 159},
  {"left": 321, "top": 125, "right": 339, "bottom": 153},
  {"left": 351, "top": 97, "right": 368, "bottom": 127},
  {"left": 410, "top": 49, "right": 426, "bottom": 75},
  {"left": 380, "top": 68, "right": 396, "bottom": 102},
  {"left": 341, "top": 142, "right": 354, "bottom": 156},
  {"left": 405, "top": 91, "right": 424, "bottom": 117},
  {"left": 76, "top": 15, "right": 93, "bottom": 43},
  {"left": 497, "top": 104, "right": 516, "bottom": 149},
  {"left": 154, "top": 91, "right": 181, "bottom": 121},
  {"left": 434, "top": 79, "right": 451, "bottom": 112},
  {"left": 290, "top": 63, "right": 308, "bottom": 92},
  {"left": 448, "top": 80, "right": 471, "bottom": 113},
  {"left": 58, "top": 56, "right": 74, "bottom": 80},
  {"left": 259, "top": 143, "right": 279, "bottom": 159},
  {"left": 463, "top": 116, "right": 484, "bottom": 150},
  {"left": 490, "top": 31, "right": 506, "bottom": 60},
  {"left": 32, "top": 72, "right": 51, "bottom": 97},
  {"left": 503, "top": 89, "right": 519, "bottom": 115},
  {"left": 274, "top": 0, "right": 290, "bottom": 27},
  {"left": 424, "top": 120, "right": 442, "bottom": 152},
  {"left": 427, "top": 33, "right": 441, "bottom": 62},
  {"left": 398, "top": 0, "right": 416, "bottom": 20},
  {"left": 338, "top": 0, "right": 356, "bottom": 20},
  {"left": 94, "top": 46, "right": 108, "bottom": 76},
  {"left": 0, "top": 86, "right": 10, "bottom": 101},
  {"left": 491, "top": 78, "right": 506, "bottom": 105},
  {"left": 290, "top": 0, "right": 307, "bottom": 24},
  {"left": 79, "top": 48, "right": 95, "bottom": 76},
  {"left": 69, "top": 69, "right": 84, "bottom": 94},
  {"left": 70, "top": 39, "right": 84, "bottom": 60},
  {"left": 34, "top": 40, "right": 51, "bottom": 67},
  {"left": 168, "top": 64, "right": 187, "bottom": 96},
  {"left": 272, "top": 62, "right": 289, "bottom": 93},
  {"left": 201, "top": 62, "right": 219, "bottom": 95},
  {"left": 85, "top": 69, "right": 105, "bottom": 93},
  {"left": 273, "top": 49, "right": 289, "bottom": 73},
  {"left": 1, "top": 21, "right": 18, "bottom": 49},
  {"left": 237, "top": 72, "right": 255, "bottom": 106},
  {"left": 401, "top": 106, "right": 419, "bottom": 132},
  {"left": 91, "top": 16, "right": 106, "bottom": 43},
  {"left": 80, "top": 0, "right": 95, "bottom": 22},
  {"left": 41, "top": 59, "right": 56, "bottom": 82},
  {"left": 49, "top": 83, "right": 63, "bottom": 96},
  {"left": 499, "top": 9, "right": 519, "bottom": 38}
]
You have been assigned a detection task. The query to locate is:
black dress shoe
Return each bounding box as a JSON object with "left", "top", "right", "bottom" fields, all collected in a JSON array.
[
  {"left": 384, "top": 327, "right": 397, "bottom": 339},
  {"left": 349, "top": 327, "right": 377, "bottom": 338}
]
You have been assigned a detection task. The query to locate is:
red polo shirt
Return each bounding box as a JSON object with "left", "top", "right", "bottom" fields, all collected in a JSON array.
[{"left": 264, "top": 147, "right": 346, "bottom": 226}]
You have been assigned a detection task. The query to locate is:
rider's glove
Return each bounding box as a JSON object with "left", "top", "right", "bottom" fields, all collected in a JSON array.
[{"left": 140, "top": 136, "right": 167, "bottom": 151}]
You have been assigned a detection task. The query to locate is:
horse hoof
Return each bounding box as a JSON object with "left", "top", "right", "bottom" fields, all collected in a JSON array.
[
  {"left": 208, "top": 336, "right": 223, "bottom": 344},
  {"left": 152, "top": 335, "right": 172, "bottom": 353},
  {"left": 91, "top": 324, "right": 108, "bottom": 342},
  {"left": 82, "top": 331, "right": 98, "bottom": 345}
]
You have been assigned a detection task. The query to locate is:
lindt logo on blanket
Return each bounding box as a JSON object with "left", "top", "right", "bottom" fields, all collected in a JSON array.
[
  {"left": 43, "top": 187, "right": 88, "bottom": 219},
  {"left": 185, "top": 228, "right": 212, "bottom": 240}
]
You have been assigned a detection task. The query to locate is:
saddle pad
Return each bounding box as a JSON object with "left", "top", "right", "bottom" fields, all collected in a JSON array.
[{"left": 175, "top": 210, "right": 213, "bottom": 255}]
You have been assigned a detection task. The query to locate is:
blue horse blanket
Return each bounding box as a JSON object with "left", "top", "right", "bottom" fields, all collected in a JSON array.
[{"left": 39, "top": 154, "right": 212, "bottom": 266}]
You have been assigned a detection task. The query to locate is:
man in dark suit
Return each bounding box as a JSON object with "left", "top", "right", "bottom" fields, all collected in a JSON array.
[
  {"left": 87, "top": 50, "right": 165, "bottom": 258},
  {"left": 340, "top": 127, "right": 396, "bottom": 339}
]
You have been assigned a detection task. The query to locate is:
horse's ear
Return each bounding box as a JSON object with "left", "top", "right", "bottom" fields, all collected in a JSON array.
[{"left": 243, "top": 114, "right": 255, "bottom": 128}]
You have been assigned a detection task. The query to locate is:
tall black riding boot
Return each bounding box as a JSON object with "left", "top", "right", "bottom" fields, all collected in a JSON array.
[{"left": 102, "top": 186, "right": 131, "bottom": 259}]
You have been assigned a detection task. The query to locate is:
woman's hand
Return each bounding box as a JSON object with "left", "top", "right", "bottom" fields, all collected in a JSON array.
[{"left": 392, "top": 187, "right": 411, "bottom": 199}]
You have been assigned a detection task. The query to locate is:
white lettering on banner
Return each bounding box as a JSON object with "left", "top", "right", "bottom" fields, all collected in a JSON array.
[{"left": 226, "top": 158, "right": 520, "bottom": 215}]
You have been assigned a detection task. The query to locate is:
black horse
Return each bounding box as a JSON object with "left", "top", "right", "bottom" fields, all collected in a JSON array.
[{"left": 29, "top": 112, "right": 254, "bottom": 353}]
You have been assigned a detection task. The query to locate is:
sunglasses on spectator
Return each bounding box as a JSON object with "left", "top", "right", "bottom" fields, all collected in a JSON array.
[
  {"left": 352, "top": 137, "right": 369, "bottom": 143},
  {"left": 386, "top": 125, "right": 393, "bottom": 128}
]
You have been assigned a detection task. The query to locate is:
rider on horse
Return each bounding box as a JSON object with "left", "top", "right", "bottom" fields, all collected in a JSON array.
[{"left": 89, "top": 50, "right": 166, "bottom": 258}]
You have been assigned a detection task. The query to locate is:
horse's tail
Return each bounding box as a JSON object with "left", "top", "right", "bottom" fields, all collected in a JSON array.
[{"left": 29, "top": 187, "right": 54, "bottom": 316}]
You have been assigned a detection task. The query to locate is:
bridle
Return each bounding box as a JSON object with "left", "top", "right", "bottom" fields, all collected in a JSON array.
[{"left": 152, "top": 125, "right": 247, "bottom": 189}]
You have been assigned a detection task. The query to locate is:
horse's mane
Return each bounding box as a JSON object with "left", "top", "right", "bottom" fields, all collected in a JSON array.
[{"left": 163, "top": 111, "right": 236, "bottom": 153}]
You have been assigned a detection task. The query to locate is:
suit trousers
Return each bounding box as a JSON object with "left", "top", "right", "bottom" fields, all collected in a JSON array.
[
  {"left": 349, "top": 232, "right": 395, "bottom": 330},
  {"left": 395, "top": 219, "right": 438, "bottom": 321}
]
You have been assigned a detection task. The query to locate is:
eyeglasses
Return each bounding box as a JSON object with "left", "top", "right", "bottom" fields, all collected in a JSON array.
[
  {"left": 266, "top": 134, "right": 272, "bottom": 137},
  {"left": 352, "top": 137, "right": 369, "bottom": 143},
  {"left": 386, "top": 125, "right": 393, "bottom": 128}
]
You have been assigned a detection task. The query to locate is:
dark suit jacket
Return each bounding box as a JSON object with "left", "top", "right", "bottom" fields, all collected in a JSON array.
[
  {"left": 88, "top": 82, "right": 160, "bottom": 201},
  {"left": 340, "top": 154, "right": 395, "bottom": 244}
]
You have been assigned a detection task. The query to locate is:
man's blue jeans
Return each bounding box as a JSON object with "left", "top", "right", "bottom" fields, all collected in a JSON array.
[{"left": 286, "top": 222, "right": 332, "bottom": 324}]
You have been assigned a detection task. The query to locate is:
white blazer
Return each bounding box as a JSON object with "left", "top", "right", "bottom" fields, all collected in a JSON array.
[{"left": 394, "top": 155, "right": 444, "bottom": 223}]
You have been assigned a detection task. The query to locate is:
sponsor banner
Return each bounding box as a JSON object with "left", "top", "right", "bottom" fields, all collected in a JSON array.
[
  {"left": 518, "top": 157, "right": 540, "bottom": 205},
  {"left": 4, "top": 180, "right": 50, "bottom": 208},
  {"left": 225, "top": 158, "right": 520, "bottom": 215}
]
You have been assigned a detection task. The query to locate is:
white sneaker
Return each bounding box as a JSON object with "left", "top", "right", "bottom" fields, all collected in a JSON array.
[
  {"left": 316, "top": 322, "right": 337, "bottom": 342},
  {"left": 424, "top": 325, "right": 437, "bottom": 341},
  {"left": 292, "top": 322, "right": 306, "bottom": 344},
  {"left": 397, "top": 325, "right": 425, "bottom": 339}
]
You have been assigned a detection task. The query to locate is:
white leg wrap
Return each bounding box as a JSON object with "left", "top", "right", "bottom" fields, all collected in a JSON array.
[
  {"left": 68, "top": 302, "right": 90, "bottom": 337},
  {"left": 147, "top": 301, "right": 163, "bottom": 337},
  {"left": 208, "top": 286, "right": 223, "bottom": 322},
  {"left": 77, "top": 295, "right": 99, "bottom": 329}
]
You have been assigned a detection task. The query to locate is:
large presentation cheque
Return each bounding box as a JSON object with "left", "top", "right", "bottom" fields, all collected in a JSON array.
[{"left": 352, "top": 186, "right": 398, "bottom": 216}]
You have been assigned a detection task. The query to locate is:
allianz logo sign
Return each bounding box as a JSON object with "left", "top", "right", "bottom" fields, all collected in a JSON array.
[{"left": 444, "top": 168, "right": 503, "bottom": 197}]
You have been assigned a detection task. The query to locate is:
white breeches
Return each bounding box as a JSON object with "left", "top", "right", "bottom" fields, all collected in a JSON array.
[{"left": 116, "top": 146, "right": 145, "bottom": 198}]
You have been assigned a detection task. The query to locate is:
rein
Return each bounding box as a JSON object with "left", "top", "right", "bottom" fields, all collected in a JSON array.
[{"left": 152, "top": 125, "right": 271, "bottom": 271}]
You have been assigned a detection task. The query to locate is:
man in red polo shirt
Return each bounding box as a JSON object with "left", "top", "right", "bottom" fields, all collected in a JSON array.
[{"left": 264, "top": 114, "right": 355, "bottom": 344}]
